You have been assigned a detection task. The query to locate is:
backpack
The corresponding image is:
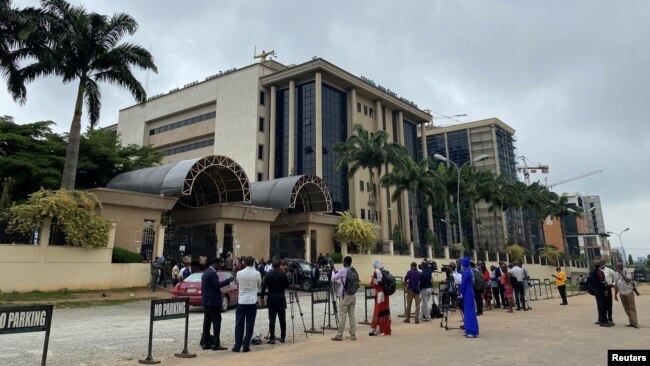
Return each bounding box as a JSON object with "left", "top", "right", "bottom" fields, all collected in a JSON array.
[
  {"left": 181, "top": 267, "right": 192, "bottom": 279},
  {"left": 344, "top": 267, "right": 360, "bottom": 295},
  {"left": 380, "top": 269, "right": 396, "bottom": 296},
  {"left": 430, "top": 303, "right": 443, "bottom": 319},
  {"left": 472, "top": 269, "right": 486, "bottom": 292}
]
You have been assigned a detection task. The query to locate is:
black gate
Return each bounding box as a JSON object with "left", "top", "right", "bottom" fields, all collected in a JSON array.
[
  {"left": 163, "top": 224, "right": 217, "bottom": 271},
  {"left": 141, "top": 227, "right": 155, "bottom": 261}
]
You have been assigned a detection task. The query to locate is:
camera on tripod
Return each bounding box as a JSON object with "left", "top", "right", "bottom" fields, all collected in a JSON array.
[{"left": 419, "top": 259, "right": 437, "bottom": 272}]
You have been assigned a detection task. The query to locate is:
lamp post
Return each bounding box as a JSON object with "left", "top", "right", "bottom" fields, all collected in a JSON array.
[
  {"left": 434, "top": 153, "right": 488, "bottom": 250},
  {"left": 607, "top": 228, "right": 630, "bottom": 267}
]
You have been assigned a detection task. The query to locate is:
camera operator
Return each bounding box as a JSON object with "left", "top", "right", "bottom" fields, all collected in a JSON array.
[
  {"left": 448, "top": 261, "right": 463, "bottom": 316},
  {"left": 419, "top": 260, "right": 434, "bottom": 322}
]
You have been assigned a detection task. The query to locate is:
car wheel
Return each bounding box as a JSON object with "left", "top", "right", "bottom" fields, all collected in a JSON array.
[
  {"left": 301, "top": 279, "right": 312, "bottom": 292},
  {"left": 221, "top": 295, "right": 229, "bottom": 312}
]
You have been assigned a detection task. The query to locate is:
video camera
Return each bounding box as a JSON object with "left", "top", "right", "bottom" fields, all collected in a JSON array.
[{"left": 419, "top": 259, "right": 438, "bottom": 272}]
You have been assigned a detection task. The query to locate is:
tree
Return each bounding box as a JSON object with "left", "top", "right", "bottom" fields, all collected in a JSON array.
[
  {"left": 334, "top": 211, "right": 379, "bottom": 252},
  {"left": 0, "top": 0, "right": 47, "bottom": 103},
  {"left": 20, "top": 0, "right": 157, "bottom": 189},
  {"left": 539, "top": 245, "right": 563, "bottom": 265},
  {"left": 505, "top": 244, "right": 527, "bottom": 263},
  {"left": 0, "top": 116, "right": 66, "bottom": 199},
  {"left": 334, "top": 124, "right": 405, "bottom": 226},
  {"left": 628, "top": 254, "right": 634, "bottom": 266},
  {"left": 380, "top": 155, "right": 437, "bottom": 248}
]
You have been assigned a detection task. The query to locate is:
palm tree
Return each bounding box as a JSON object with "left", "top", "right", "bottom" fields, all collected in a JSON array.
[
  {"left": 459, "top": 165, "right": 495, "bottom": 253},
  {"left": 0, "top": 0, "right": 46, "bottom": 103},
  {"left": 334, "top": 124, "right": 405, "bottom": 225},
  {"left": 22, "top": 0, "right": 157, "bottom": 189},
  {"left": 546, "top": 193, "right": 582, "bottom": 258},
  {"left": 380, "top": 154, "right": 438, "bottom": 249},
  {"left": 430, "top": 161, "right": 457, "bottom": 247}
]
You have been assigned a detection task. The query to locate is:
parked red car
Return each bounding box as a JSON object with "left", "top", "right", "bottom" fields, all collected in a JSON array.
[{"left": 172, "top": 271, "right": 238, "bottom": 311}]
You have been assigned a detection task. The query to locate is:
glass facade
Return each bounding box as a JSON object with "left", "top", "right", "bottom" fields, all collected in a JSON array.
[
  {"left": 446, "top": 130, "right": 470, "bottom": 166},
  {"left": 274, "top": 81, "right": 348, "bottom": 212},
  {"left": 150, "top": 111, "right": 215, "bottom": 136},
  {"left": 322, "top": 83, "right": 349, "bottom": 212}
]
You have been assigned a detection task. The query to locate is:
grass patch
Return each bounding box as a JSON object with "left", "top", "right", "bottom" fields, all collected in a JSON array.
[
  {"left": 0, "top": 287, "right": 147, "bottom": 303},
  {"left": 5, "top": 298, "right": 153, "bottom": 309}
]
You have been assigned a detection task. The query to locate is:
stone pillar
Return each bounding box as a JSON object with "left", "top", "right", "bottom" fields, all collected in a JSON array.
[
  {"left": 397, "top": 111, "right": 411, "bottom": 244},
  {"left": 288, "top": 80, "right": 296, "bottom": 175},
  {"left": 303, "top": 235, "right": 311, "bottom": 263},
  {"left": 472, "top": 250, "right": 477, "bottom": 263},
  {"left": 269, "top": 85, "right": 277, "bottom": 179},
  {"left": 427, "top": 245, "right": 433, "bottom": 259},
  {"left": 409, "top": 242, "right": 415, "bottom": 258},
  {"left": 484, "top": 251, "right": 489, "bottom": 263},
  {"left": 215, "top": 222, "right": 225, "bottom": 256},
  {"left": 496, "top": 252, "right": 501, "bottom": 263},
  {"left": 315, "top": 72, "right": 323, "bottom": 177},
  {"left": 156, "top": 226, "right": 165, "bottom": 258},
  {"left": 375, "top": 100, "right": 389, "bottom": 241},
  {"left": 342, "top": 243, "right": 348, "bottom": 257},
  {"left": 348, "top": 88, "right": 358, "bottom": 215},
  {"left": 506, "top": 253, "right": 510, "bottom": 263},
  {"left": 389, "top": 240, "right": 394, "bottom": 256},
  {"left": 444, "top": 246, "right": 450, "bottom": 260}
]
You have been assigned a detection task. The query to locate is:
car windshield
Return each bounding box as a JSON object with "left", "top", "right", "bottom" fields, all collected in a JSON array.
[
  {"left": 298, "top": 262, "right": 311, "bottom": 272},
  {"left": 185, "top": 273, "right": 202, "bottom": 282}
]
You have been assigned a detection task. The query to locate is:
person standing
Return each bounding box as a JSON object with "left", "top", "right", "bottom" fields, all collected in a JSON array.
[
  {"left": 500, "top": 264, "right": 514, "bottom": 313},
  {"left": 233, "top": 256, "right": 262, "bottom": 352},
  {"left": 369, "top": 259, "right": 391, "bottom": 336},
  {"left": 481, "top": 263, "right": 493, "bottom": 311},
  {"left": 171, "top": 261, "right": 181, "bottom": 287},
  {"left": 330, "top": 256, "right": 357, "bottom": 341},
  {"left": 149, "top": 257, "right": 162, "bottom": 292},
  {"left": 613, "top": 262, "right": 638, "bottom": 328},
  {"left": 509, "top": 262, "right": 527, "bottom": 311},
  {"left": 602, "top": 262, "right": 617, "bottom": 325},
  {"left": 489, "top": 265, "right": 502, "bottom": 309},
  {"left": 201, "top": 258, "right": 234, "bottom": 350},
  {"left": 470, "top": 262, "right": 484, "bottom": 316},
  {"left": 552, "top": 266, "right": 568, "bottom": 305},
  {"left": 588, "top": 260, "right": 611, "bottom": 327},
  {"left": 403, "top": 262, "right": 421, "bottom": 324},
  {"left": 419, "top": 261, "right": 434, "bottom": 322},
  {"left": 459, "top": 258, "right": 479, "bottom": 338},
  {"left": 260, "top": 260, "right": 290, "bottom": 344}
]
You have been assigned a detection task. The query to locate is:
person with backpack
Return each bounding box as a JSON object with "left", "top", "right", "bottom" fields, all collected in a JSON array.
[
  {"left": 330, "top": 256, "right": 357, "bottom": 341},
  {"left": 418, "top": 261, "right": 434, "bottom": 322},
  {"left": 470, "top": 262, "right": 485, "bottom": 316},
  {"left": 459, "top": 258, "right": 479, "bottom": 338},
  {"left": 369, "top": 259, "right": 391, "bottom": 336}
]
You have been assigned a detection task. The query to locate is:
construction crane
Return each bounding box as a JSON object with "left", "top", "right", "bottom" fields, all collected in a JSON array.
[
  {"left": 545, "top": 170, "right": 603, "bottom": 189},
  {"left": 516, "top": 155, "right": 549, "bottom": 185},
  {"left": 423, "top": 109, "right": 467, "bottom": 125}
]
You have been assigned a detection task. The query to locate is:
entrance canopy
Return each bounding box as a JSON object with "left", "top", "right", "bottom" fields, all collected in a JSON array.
[
  {"left": 251, "top": 175, "right": 332, "bottom": 213},
  {"left": 106, "top": 155, "right": 251, "bottom": 207}
]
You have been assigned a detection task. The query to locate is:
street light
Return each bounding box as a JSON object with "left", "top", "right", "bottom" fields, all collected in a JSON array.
[
  {"left": 433, "top": 153, "right": 488, "bottom": 250},
  {"left": 607, "top": 228, "right": 630, "bottom": 267}
]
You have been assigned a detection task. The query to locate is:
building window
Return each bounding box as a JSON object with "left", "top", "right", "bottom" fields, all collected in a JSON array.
[
  {"left": 361, "top": 209, "right": 366, "bottom": 220},
  {"left": 357, "top": 102, "right": 361, "bottom": 113},
  {"left": 257, "top": 172, "right": 263, "bottom": 181},
  {"left": 369, "top": 108, "right": 374, "bottom": 118},
  {"left": 162, "top": 138, "right": 214, "bottom": 157},
  {"left": 359, "top": 181, "right": 364, "bottom": 191},
  {"left": 363, "top": 105, "right": 368, "bottom": 115},
  {"left": 258, "top": 117, "right": 265, "bottom": 132},
  {"left": 149, "top": 111, "right": 216, "bottom": 136},
  {"left": 259, "top": 91, "right": 266, "bottom": 105},
  {"left": 258, "top": 144, "right": 264, "bottom": 160}
]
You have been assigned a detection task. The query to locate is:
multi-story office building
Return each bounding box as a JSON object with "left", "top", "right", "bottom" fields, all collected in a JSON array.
[
  {"left": 419, "top": 118, "right": 520, "bottom": 252},
  {"left": 116, "top": 57, "right": 431, "bottom": 245}
]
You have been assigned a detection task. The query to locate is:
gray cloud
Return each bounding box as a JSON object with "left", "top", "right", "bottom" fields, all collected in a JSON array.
[{"left": 3, "top": 0, "right": 648, "bottom": 259}]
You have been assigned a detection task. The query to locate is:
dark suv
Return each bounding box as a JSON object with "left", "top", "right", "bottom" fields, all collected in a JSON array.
[{"left": 282, "top": 258, "right": 327, "bottom": 291}]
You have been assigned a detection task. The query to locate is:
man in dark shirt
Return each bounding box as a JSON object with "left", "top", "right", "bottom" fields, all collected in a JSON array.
[
  {"left": 589, "top": 260, "right": 611, "bottom": 327},
  {"left": 419, "top": 261, "right": 434, "bottom": 322},
  {"left": 260, "top": 261, "right": 290, "bottom": 344},
  {"left": 201, "top": 258, "right": 234, "bottom": 350},
  {"left": 404, "top": 262, "right": 421, "bottom": 324}
]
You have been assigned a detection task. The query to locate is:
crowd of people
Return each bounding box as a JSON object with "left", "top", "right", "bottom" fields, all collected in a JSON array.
[{"left": 150, "top": 250, "right": 641, "bottom": 352}]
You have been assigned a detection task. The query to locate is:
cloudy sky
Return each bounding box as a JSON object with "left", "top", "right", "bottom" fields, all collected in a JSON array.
[{"left": 3, "top": 0, "right": 649, "bottom": 260}]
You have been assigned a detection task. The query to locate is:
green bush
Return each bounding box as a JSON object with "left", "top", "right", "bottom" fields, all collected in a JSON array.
[
  {"left": 112, "top": 247, "right": 143, "bottom": 263},
  {"left": 330, "top": 252, "right": 343, "bottom": 263}
]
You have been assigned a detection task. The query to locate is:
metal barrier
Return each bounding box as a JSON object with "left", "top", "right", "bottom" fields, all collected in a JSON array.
[
  {"left": 359, "top": 286, "right": 375, "bottom": 325},
  {"left": 139, "top": 298, "right": 195, "bottom": 364},
  {"left": 309, "top": 287, "right": 330, "bottom": 334},
  {"left": 543, "top": 279, "right": 554, "bottom": 299},
  {"left": 527, "top": 279, "right": 539, "bottom": 301},
  {"left": 395, "top": 276, "right": 411, "bottom": 318},
  {"left": 0, "top": 305, "right": 53, "bottom": 366}
]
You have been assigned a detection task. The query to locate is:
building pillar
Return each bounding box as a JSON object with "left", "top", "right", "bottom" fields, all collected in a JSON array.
[
  {"left": 303, "top": 235, "right": 311, "bottom": 263},
  {"left": 315, "top": 73, "right": 323, "bottom": 177},
  {"left": 472, "top": 250, "right": 477, "bottom": 263},
  {"left": 375, "top": 100, "right": 389, "bottom": 241},
  {"left": 444, "top": 246, "right": 450, "bottom": 260},
  {"left": 397, "top": 111, "right": 411, "bottom": 244},
  {"left": 389, "top": 240, "right": 394, "bottom": 255},
  {"left": 427, "top": 245, "right": 433, "bottom": 259},
  {"left": 155, "top": 226, "right": 165, "bottom": 258},
  {"left": 288, "top": 80, "right": 296, "bottom": 175},
  {"left": 269, "top": 85, "right": 277, "bottom": 179},
  {"left": 409, "top": 242, "right": 415, "bottom": 258},
  {"left": 341, "top": 242, "right": 348, "bottom": 257},
  {"left": 216, "top": 222, "right": 225, "bottom": 256}
]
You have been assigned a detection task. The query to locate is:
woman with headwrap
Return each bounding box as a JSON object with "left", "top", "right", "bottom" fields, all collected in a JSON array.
[
  {"left": 369, "top": 259, "right": 391, "bottom": 336},
  {"left": 458, "top": 257, "right": 479, "bottom": 338}
]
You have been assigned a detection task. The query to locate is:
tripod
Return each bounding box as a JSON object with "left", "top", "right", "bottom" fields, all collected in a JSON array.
[
  {"left": 438, "top": 279, "right": 464, "bottom": 330},
  {"left": 322, "top": 269, "right": 339, "bottom": 330},
  {"left": 288, "top": 272, "right": 309, "bottom": 343}
]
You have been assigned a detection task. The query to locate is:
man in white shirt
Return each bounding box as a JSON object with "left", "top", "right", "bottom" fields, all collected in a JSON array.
[
  {"left": 233, "top": 256, "right": 262, "bottom": 352},
  {"left": 613, "top": 262, "right": 638, "bottom": 328},
  {"left": 509, "top": 262, "right": 527, "bottom": 311},
  {"left": 330, "top": 256, "right": 356, "bottom": 341},
  {"left": 601, "top": 261, "right": 617, "bottom": 325}
]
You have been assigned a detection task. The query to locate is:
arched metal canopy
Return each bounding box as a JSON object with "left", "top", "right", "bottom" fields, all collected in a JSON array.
[
  {"left": 250, "top": 175, "right": 332, "bottom": 213},
  {"left": 106, "top": 155, "right": 251, "bottom": 207}
]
